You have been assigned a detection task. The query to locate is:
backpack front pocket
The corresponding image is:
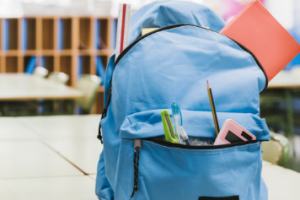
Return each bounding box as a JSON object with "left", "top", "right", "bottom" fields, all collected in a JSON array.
[{"left": 114, "top": 110, "right": 268, "bottom": 200}]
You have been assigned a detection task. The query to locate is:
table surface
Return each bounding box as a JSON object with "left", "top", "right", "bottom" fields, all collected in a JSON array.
[
  {"left": 262, "top": 161, "right": 300, "bottom": 200},
  {"left": 268, "top": 70, "right": 300, "bottom": 89},
  {"left": 0, "top": 74, "right": 84, "bottom": 100},
  {"left": 0, "top": 115, "right": 299, "bottom": 200}
]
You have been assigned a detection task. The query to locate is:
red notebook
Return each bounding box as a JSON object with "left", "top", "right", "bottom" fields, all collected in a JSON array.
[{"left": 220, "top": 0, "right": 300, "bottom": 81}]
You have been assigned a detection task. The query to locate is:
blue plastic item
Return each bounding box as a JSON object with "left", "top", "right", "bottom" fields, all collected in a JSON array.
[
  {"left": 58, "top": 19, "right": 63, "bottom": 50},
  {"left": 96, "top": 19, "right": 101, "bottom": 49},
  {"left": 3, "top": 19, "right": 9, "bottom": 50},
  {"left": 96, "top": 56, "right": 105, "bottom": 85},
  {"left": 23, "top": 19, "right": 27, "bottom": 50},
  {"left": 110, "top": 19, "right": 117, "bottom": 49},
  {"left": 78, "top": 56, "right": 82, "bottom": 78},
  {"left": 96, "top": 1, "right": 270, "bottom": 200},
  {"left": 171, "top": 101, "right": 183, "bottom": 143},
  {"left": 25, "top": 57, "right": 37, "bottom": 74},
  {"left": 41, "top": 56, "right": 45, "bottom": 68}
]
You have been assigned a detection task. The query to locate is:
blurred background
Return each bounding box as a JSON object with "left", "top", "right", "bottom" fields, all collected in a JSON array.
[{"left": 0, "top": 0, "right": 300, "bottom": 199}]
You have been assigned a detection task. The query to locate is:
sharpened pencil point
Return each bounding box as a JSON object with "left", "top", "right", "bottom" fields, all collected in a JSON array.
[{"left": 207, "top": 81, "right": 210, "bottom": 89}]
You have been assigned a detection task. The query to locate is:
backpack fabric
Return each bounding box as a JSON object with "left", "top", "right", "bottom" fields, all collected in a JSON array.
[{"left": 96, "top": 1, "right": 270, "bottom": 200}]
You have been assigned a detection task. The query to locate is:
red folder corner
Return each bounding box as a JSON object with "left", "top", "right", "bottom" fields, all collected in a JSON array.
[{"left": 220, "top": 0, "right": 300, "bottom": 81}]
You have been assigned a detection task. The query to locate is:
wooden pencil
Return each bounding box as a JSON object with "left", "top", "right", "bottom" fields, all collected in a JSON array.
[{"left": 207, "top": 81, "right": 220, "bottom": 135}]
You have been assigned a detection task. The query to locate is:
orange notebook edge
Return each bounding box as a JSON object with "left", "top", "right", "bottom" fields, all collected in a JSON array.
[
  {"left": 220, "top": 0, "right": 255, "bottom": 34},
  {"left": 220, "top": 0, "right": 300, "bottom": 82}
]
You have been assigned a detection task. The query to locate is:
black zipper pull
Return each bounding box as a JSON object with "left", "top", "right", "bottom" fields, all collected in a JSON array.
[
  {"left": 97, "top": 87, "right": 112, "bottom": 143},
  {"left": 102, "top": 87, "right": 112, "bottom": 118},
  {"left": 97, "top": 122, "right": 103, "bottom": 143},
  {"left": 131, "top": 139, "right": 141, "bottom": 198}
]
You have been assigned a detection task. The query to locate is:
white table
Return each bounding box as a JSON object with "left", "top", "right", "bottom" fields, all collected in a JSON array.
[
  {"left": 262, "top": 161, "right": 300, "bottom": 200},
  {"left": 268, "top": 70, "right": 300, "bottom": 89},
  {"left": 0, "top": 73, "right": 83, "bottom": 100},
  {"left": 0, "top": 115, "right": 299, "bottom": 200}
]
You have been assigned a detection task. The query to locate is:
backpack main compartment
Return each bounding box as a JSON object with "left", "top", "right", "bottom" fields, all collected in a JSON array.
[{"left": 96, "top": 2, "right": 270, "bottom": 200}]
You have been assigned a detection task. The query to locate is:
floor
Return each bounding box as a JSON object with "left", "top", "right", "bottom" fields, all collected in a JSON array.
[
  {"left": 1, "top": 115, "right": 300, "bottom": 200},
  {"left": 0, "top": 115, "right": 102, "bottom": 200}
]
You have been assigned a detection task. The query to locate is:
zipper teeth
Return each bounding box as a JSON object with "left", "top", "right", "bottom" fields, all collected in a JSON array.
[
  {"left": 145, "top": 138, "right": 259, "bottom": 149},
  {"left": 102, "top": 24, "right": 268, "bottom": 119},
  {"left": 114, "top": 23, "right": 268, "bottom": 89},
  {"left": 115, "top": 24, "right": 186, "bottom": 65}
]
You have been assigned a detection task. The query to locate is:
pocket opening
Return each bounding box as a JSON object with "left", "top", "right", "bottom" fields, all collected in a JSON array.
[
  {"left": 149, "top": 135, "right": 215, "bottom": 146},
  {"left": 121, "top": 109, "right": 270, "bottom": 141},
  {"left": 146, "top": 137, "right": 259, "bottom": 150}
]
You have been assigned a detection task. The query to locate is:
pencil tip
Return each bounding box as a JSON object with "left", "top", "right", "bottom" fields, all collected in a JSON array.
[{"left": 207, "top": 81, "right": 210, "bottom": 89}]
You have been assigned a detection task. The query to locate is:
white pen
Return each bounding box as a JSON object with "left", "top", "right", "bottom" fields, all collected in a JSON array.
[{"left": 180, "top": 127, "right": 191, "bottom": 146}]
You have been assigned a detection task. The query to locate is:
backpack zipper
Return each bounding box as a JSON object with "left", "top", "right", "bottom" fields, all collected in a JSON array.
[
  {"left": 110, "top": 24, "right": 267, "bottom": 116},
  {"left": 114, "top": 23, "right": 268, "bottom": 90},
  {"left": 98, "top": 24, "right": 268, "bottom": 142}
]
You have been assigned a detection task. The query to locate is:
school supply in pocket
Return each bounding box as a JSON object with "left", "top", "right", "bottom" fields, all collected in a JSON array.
[
  {"left": 161, "top": 102, "right": 191, "bottom": 145},
  {"left": 161, "top": 92, "right": 255, "bottom": 147},
  {"left": 207, "top": 81, "right": 220, "bottom": 135},
  {"left": 220, "top": 0, "right": 300, "bottom": 81},
  {"left": 180, "top": 126, "right": 191, "bottom": 146},
  {"left": 141, "top": 28, "right": 159, "bottom": 36},
  {"left": 115, "top": 3, "right": 131, "bottom": 61},
  {"left": 214, "top": 119, "right": 257, "bottom": 145},
  {"left": 96, "top": 1, "right": 271, "bottom": 200},
  {"left": 171, "top": 101, "right": 183, "bottom": 143},
  {"left": 161, "top": 110, "right": 178, "bottom": 144}
]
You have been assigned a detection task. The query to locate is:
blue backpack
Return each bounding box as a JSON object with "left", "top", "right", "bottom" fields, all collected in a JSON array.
[{"left": 96, "top": 1, "right": 270, "bottom": 200}]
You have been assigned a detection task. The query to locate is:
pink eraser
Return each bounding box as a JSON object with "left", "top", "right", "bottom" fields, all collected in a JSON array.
[{"left": 214, "top": 119, "right": 256, "bottom": 145}]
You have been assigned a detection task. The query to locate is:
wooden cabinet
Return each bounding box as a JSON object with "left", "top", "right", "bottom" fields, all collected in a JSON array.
[{"left": 0, "top": 17, "right": 116, "bottom": 114}]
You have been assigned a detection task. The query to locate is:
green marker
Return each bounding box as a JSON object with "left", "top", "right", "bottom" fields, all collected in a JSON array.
[{"left": 161, "top": 110, "right": 178, "bottom": 143}]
